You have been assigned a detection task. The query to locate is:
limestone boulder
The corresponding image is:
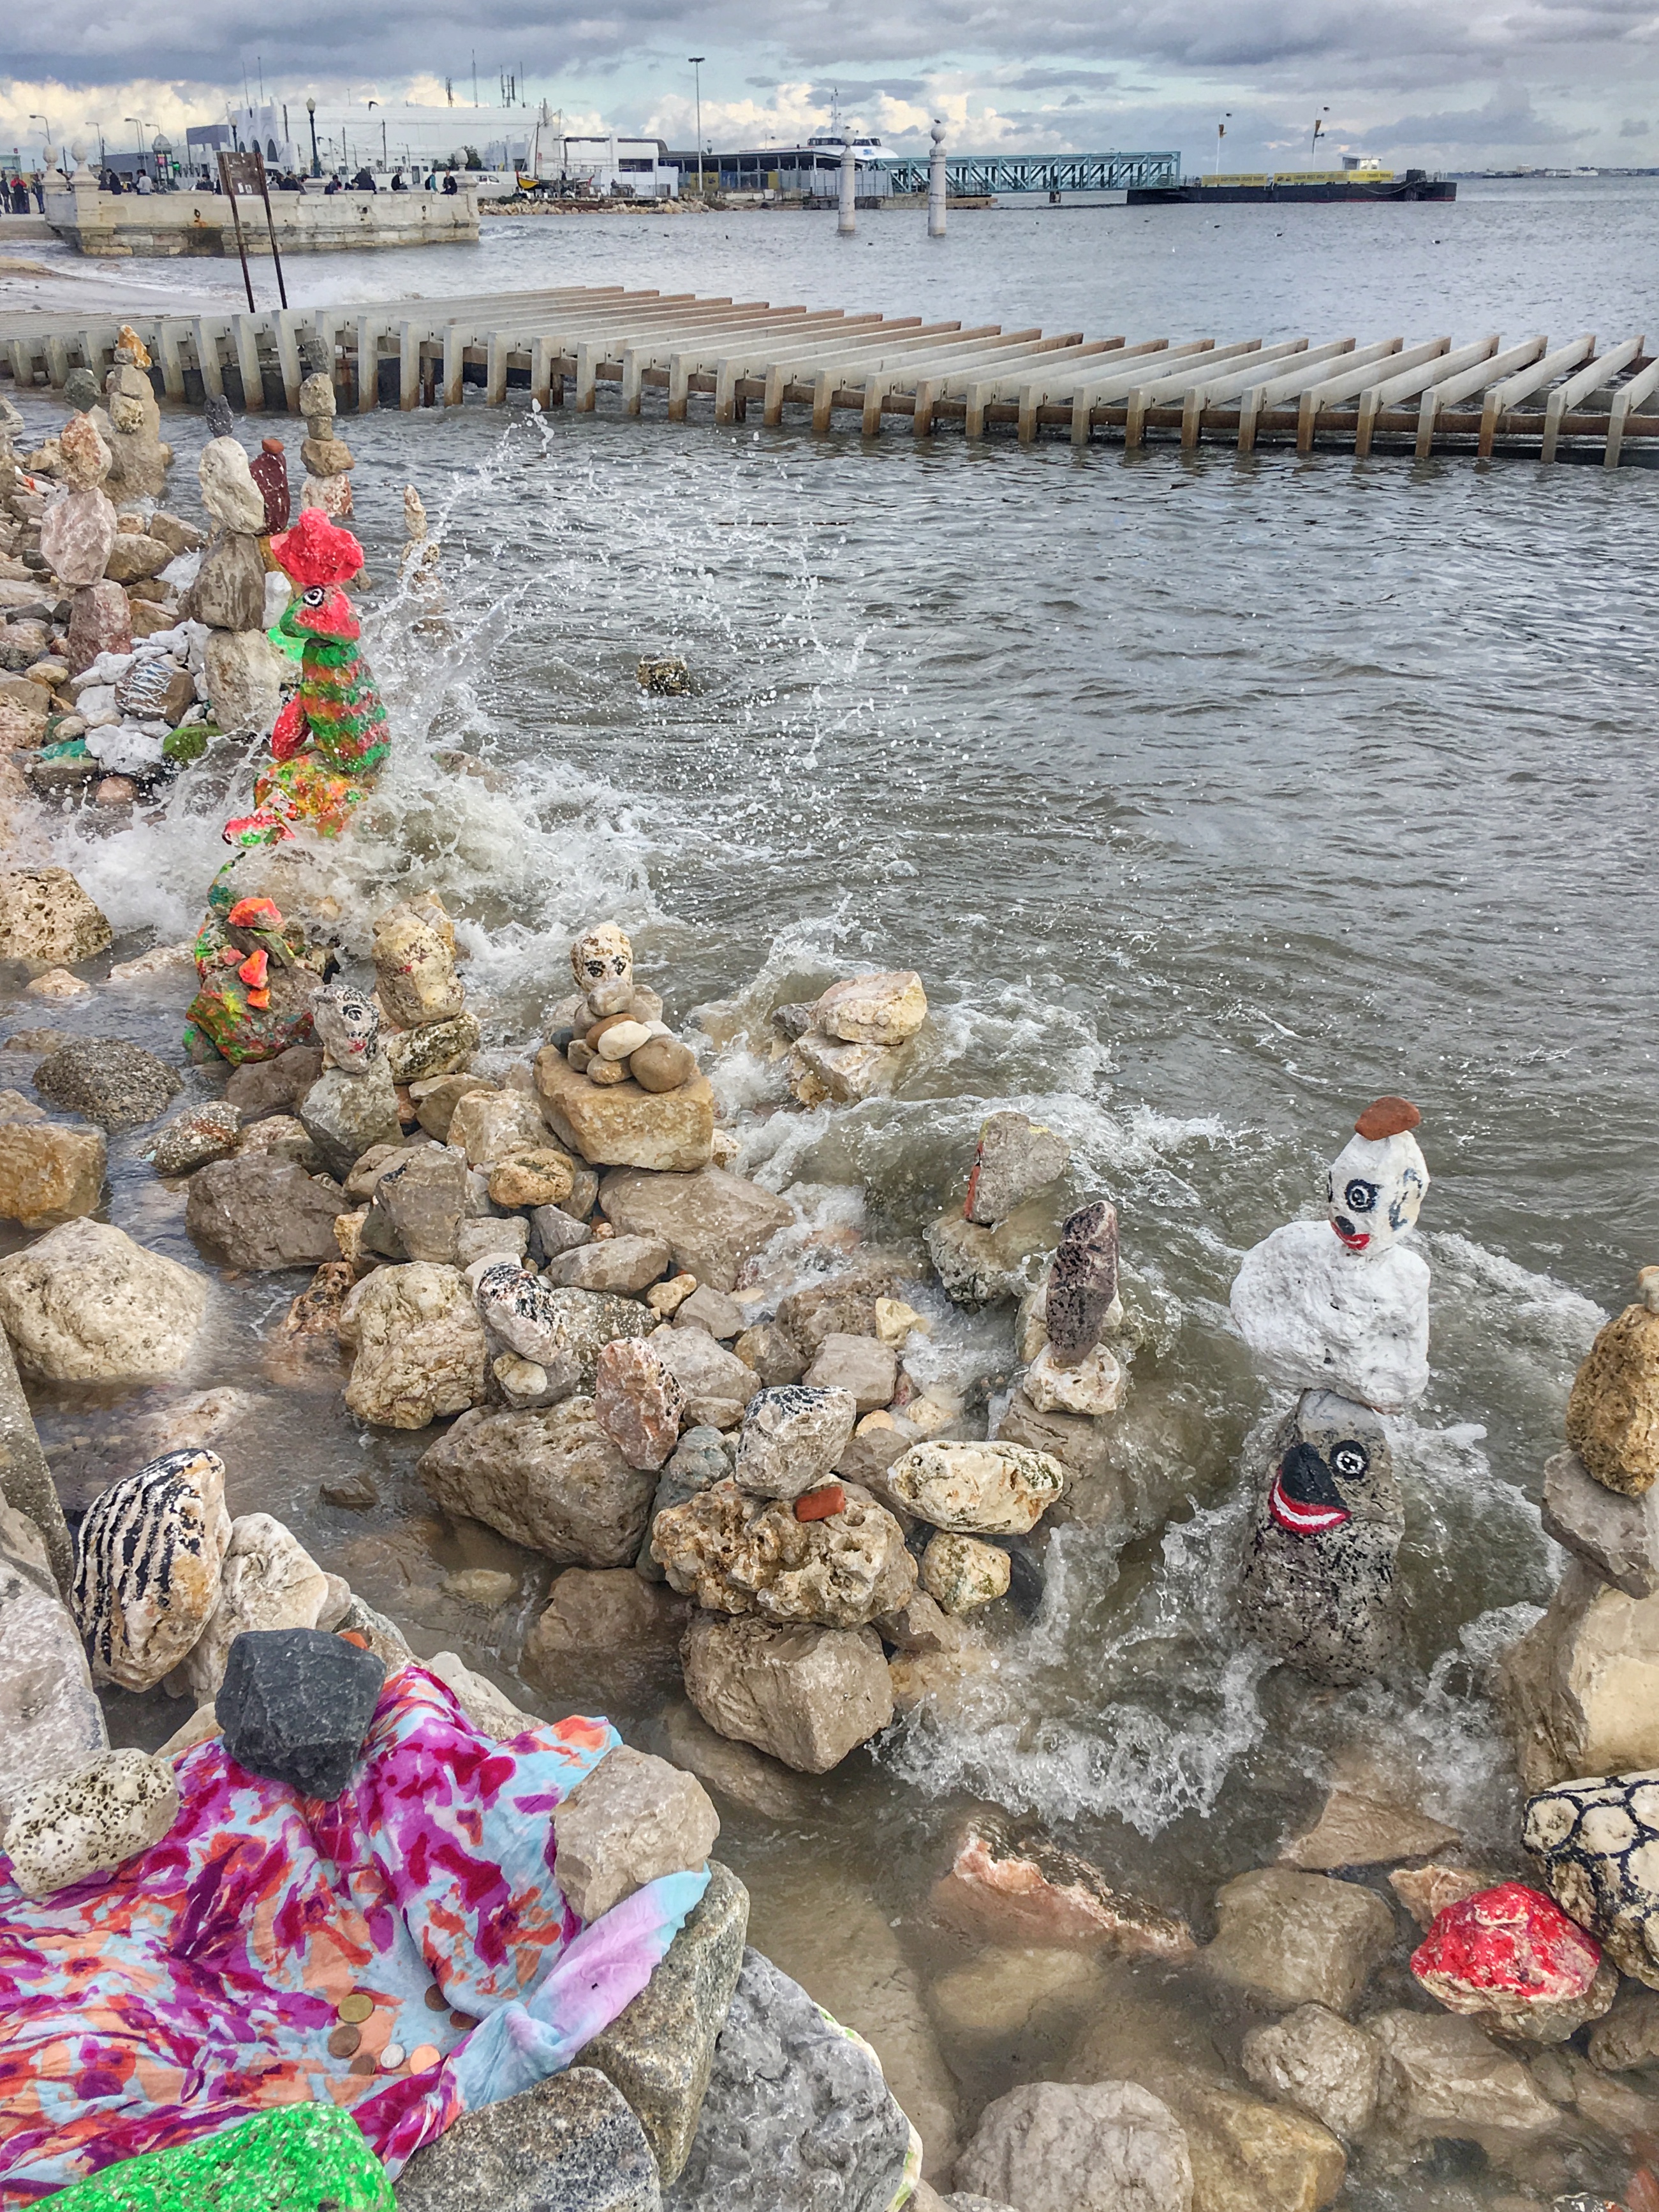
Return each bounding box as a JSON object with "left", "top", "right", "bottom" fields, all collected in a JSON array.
[
  {"left": 885, "top": 1438, "right": 1066, "bottom": 1535},
  {"left": 371, "top": 901, "right": 466, "bottom": 1027},
  {"left": 788, "top": 1029, "right": 901, "bottom": 1105},
  {"left": 1524, "top": 1769, "right": 1659, "bottom": 1990},
  {"left": 1, "top": 1747, "right": 179, "bottom": 1899},
  {"left": 34, "top": 1036, "right": 181, "bottom": 1130},
  {"left": 1566, "top": 1273, "right": 1659, "bottom": 1495},
  {"left": 1542, "top": 1446, "right": 1659, "bottom": 1596},
  {"left": 537, "top": 1045, "right": 715, "bottom": 1172},
  {"left": 40, "top": 487, "right": 117, "bottom": 588},
  {"left": 488, "top": 1146, "right": 575, "bottom": 1210},
  {"left": 954, "top": 2081, "right": 1191, "bottom": 2212},
  {"left": 372, "top": 1147, "right": 470, "bottom": 1265},
  {"left": 653, "top": 1325, "right": 763, "bottom": 1431},
  {"left": 188, "top": 531, "right": 266, "bottom": 630},
  {"left": 339, "top": 1262, "right": 489, "bottom": 1429},
  {"left": 546, "top": 1234, "right": 672, "bottom": 1296},
  {"left": 734, "top": 1384, "right": 859, "bottom": 1500},
  {"left": 654, "top": 1479, "right": 917, "bottom": 1627},
  {"left": 1200, "top": 1868, "right": 1396, "bottom": 2016},
  {"left": 203, "top": 627, "right": 282, "bottom": 735},
  {"left": 66, "top": 582, "right": 131, "bottom": 674},
  {"left": 103, "top": 532, "right": 173, "bottom": 587},
  {"left": 0, "top": 1218, "right": 205, "bottom": 1382},
  {"left": 675, "top": 1284, "right": 744, "bottom": 1339},
  {"left": 776, "top": 1264, "right": 904, "bottom": 1352},
  {"left": 804, "top": 1331, "right": 898, "bottom": 1413},
  {"left": 681, "top": 1611, "right": 894, "bottom": 1773},
  {"left": 167, "top": 1512, "right": 332, "bottom": 1701},
  {"left": 411, "top": 1072, "right": 490, "bottom": 1141},
  {"left": 226, "top": 1042, "right": 323, "bottom": 1119},
  {"left": 966, "top": 1110, "right": 1071, "bottom": 1226},
  {"left": 300, "top": 1059, "right": 403, "bottom": 1181},
  {"left": 418, "top": 1397, "right": 656, "bottom": 1564},
  {"left": 0, "top": 867, "right": 113, "bottom": 968},
  {"left": 472, "top": 1267, "right": 653, "bottom": 1386},
  {"left": 926, "top": 1195, "right": 1055, "bottom": 1309},
  {"left": 522, "top": 1568, "right": 689, "bottom": 1680},
  {"left": 921, "top": 1531, "right": 1010, "bottom": 1614},
  {"left": 151, "top": 1101, "right": 242, "bottom": 1177},
  {"left": 1497, "top": 1559, "right": 1659, "bottom": 1790},
  {"left": 598, "top": 1165, "right": 793, "bottom": 1291},
  {"left": 0, "top": 1552, "right": 107, "bottom": 1823},
  {"left": 385, "top": 1012, "right": 480, "bottom": 1086},
  {"left": 1363, "top": 2007, "right": 1564, "bottom": 2164},
  {"left": 552, "top": 1743, "right": 720, "bottom": 1921},
  {"left": 593, "top": 1336, "right": 686, "bottom": 1469},
  {"left": 198, "top": 436, "right": 268, "bottom": 535},
  {"left": 0, "top": 1105, "right": 105, "bottom": 1227},
  {"left": 929, "top": 1817, "right": 1194, "bottom": 1958},
  {"left": 1241, "top": 2003, "right": 1380, "bottom": 2143},
  {"left": 395, "top": 2068, "right": 656, "bottom": 2212},
  {"left": 446, "top": 1087, "right": 546, "bottom": 1168},
  {"left": 186, "top": 1154, "right": 347, "bottom": 1270}
]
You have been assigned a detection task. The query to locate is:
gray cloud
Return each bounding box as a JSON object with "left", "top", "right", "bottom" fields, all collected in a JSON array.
[{"left": 1367, "top": 85, "right": 1582, "bottom": 147}]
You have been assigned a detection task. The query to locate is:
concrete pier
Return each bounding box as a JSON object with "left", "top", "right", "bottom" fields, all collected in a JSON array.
[
  {"left": 1, "top": 286, "right": 1653, "bottom": 464},
  {"left": 38, "top": 176, "right": 481, "bottom": 258}
]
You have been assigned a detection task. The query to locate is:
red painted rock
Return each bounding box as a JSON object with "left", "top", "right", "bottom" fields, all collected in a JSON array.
[
  {"left": 1410, "top": 1879, "right": 1617, "bottom": 2043},
  {"left": 66, "top": 581, "right": 131, "bottom": 674},
  {"left": 593, "top": 1335, "right": 686, "bottom": 1471},
  {"left": 795, "top": 1482, "right": 845, "bottom": 1522}
]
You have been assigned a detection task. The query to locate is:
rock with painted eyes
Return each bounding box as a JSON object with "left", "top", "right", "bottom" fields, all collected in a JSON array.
[
  {"left": 571, "top": 924, "right": 635, "bottom": 1017},
  {"left": 1239, "top": 1388, "right": 1403, "bottom": 1685},
  {"left": 1230, "top": 1098, "right": 1431, "bottom": 1411}
]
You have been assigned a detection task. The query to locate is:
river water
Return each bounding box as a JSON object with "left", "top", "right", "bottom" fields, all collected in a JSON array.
[{"left": 7, "top": 181, "right": 1659, "bottom": 2204}]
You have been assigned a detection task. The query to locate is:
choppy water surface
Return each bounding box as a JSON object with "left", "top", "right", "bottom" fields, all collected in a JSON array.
[{"left": 8, "top": 211, "right": 1659, "bottom": 2200}]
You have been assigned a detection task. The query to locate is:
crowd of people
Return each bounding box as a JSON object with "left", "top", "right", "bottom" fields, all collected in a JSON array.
[{"left": 0, "top": 161, "right": 483, "bottom": 208}]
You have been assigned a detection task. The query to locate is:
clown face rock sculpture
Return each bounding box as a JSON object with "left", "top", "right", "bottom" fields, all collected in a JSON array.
[
  {"left": 571, "top": 924, "right": 634, "bottom": 1018},
  {"left": 1229, "top": 1098, "right": 1431, "bottom": 1412},
  {"left": 1239, "top": 1389, "right": 1403, "bottom": 1685},
  {"left": 310, "top": 984, "right": 381, "bottom": 1073}
]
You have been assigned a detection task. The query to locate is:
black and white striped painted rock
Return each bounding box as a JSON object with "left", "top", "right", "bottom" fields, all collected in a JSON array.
[{"left": 70, "top": 1447, "right": 231, "bottom": 1692}]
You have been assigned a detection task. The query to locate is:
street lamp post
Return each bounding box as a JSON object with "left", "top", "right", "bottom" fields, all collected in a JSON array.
[
  {"left": 153, "top": 133, "right": 172, "bottom": 191},
  {"left": 1216, "top": 112, "right": 1231, "bottom": 176},
  {"left": 688, "top": 58, "right": 705, "bottom": 199},
  {"left": 124, "top": 117, "right": 152, "bottom": 181},
  {"left": 1311, "top": 106, "right": 1329, "bottom": 161},
  {"left": 307, "top": 97, "right": 320, "bottom": 178}
]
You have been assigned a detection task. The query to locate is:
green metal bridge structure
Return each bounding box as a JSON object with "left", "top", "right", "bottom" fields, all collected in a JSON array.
[{"left": 874, "top": 150, "right": 1183, "bottom": 195}]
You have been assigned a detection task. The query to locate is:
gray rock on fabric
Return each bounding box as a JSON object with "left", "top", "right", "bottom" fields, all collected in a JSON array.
[
  {"left": 663, "top": 1947, "right": 913, "bottom": 2212},
  {"left": 394, "top": 2066, "right": 660, "bottom": 2212},
  {"left": 216, "top": 1625, "right": 387, "bottom": 1800}
]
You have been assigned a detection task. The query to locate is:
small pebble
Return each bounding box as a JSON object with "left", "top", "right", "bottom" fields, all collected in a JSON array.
[{"left": 795, "top": 1483, "right": 846, "bottom": 1522}]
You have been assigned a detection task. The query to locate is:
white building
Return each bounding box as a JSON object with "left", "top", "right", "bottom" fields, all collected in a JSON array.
[{"left": 202, "top": 99, "right": 676, "bottom": 196}]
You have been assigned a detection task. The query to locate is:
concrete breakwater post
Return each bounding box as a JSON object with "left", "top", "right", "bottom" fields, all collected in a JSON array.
[
  {"left": 928, "top": 121, "right": 947, "bottom": 239},
  {"left": 838, "top": 142, "right": 857, "bottom": 237}
]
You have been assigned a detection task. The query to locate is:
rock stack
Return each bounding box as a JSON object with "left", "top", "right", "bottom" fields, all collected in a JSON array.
[
  {"left": 536, "top": 925, "right": 716, "bottom": 1173},
  {"left": 1500, "top": 1269, "right": 1659, "bottom": 1790},
  {"left": 298, "top": 372, "right": 354, "bottom": 519},
  {"left": 100, "top": 328, "right": 172, "bottom": 503},
  {"left": 781, "top": 969, "right": 927, "bottom": 1106},
  {"left": 926, "top": 1109, "right": 1071, "bottom": 1308},
  {"left": 302, "top": 984, "right": 404, "bottom": 1179},
  {"left": 184, "top": 887, "right": 335, "bottom": 1065},
  {"left": 1228, "top": 1098, "right": 1431, "bottom": 1685},
  {"left": 371, "top": 892, "right": 480, "bottom": 1083},
  {"left": 191, "top": 405, "right": 284, "bottom": 738}
]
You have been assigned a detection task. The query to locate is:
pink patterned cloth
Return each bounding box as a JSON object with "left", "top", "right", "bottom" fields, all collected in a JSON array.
[{"left": 0, "top": 1666, "right": 707, "bottom": 2204}]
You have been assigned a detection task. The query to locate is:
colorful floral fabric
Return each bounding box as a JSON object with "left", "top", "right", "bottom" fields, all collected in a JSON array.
[{"left": 0, "top": 1667, "right": 707, "bottom": 2206}]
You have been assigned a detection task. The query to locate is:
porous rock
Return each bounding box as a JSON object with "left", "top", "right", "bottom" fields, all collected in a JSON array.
[
  {"left": 1202, "top": 1868, "right": 1395, "bottom": 2016},
  {"left": 1022, "top": 1339, "right": 1125, "bottom": 1417},
  {"left": 885, "top": 1438, "right": 1066, "bottom": 1535},
  {"left": 216, "top": 1625, "right": 386, "bottom": 1800},
  {"left": 372, "top": 1146, "right": 470, "bottom": 1265},
  {"left": 395, "top": 2067, "right": 659, "bottom": 2212},
  {"left": 185, "top": 1154, "right": 348, "bottom": 1270},
  {"left": 776, "top": 1264, "right": 903, "bottom": 1353},
  {"left": 0, "top": 1217, "right": 206, "bottom": 1382},
  {"left": 920, "top": 1531, "right": 1010, "bottom": 1615},
  {"left": 2, "top": 1746, "right": 179, "bottom": 1899},
  {"left": 339, "top": 1262, "right": 489, "bottom": 1429},
  {"left": 372, "top": 901, "right": 466, "bottom": 1028},
  {"left": 384, "top": 1010, "right": 480, "bottom": 1086},
  {"left": 419, "top": 1398, "right": 657, "bottom": 1565},
  {"left": 0, "top": 1107, "right": 105, "bottom": 1227},
  {"left": 71, "top": 1447, "right": 231, "bottom": 1690},
  {"left": 0, "top": 1552, "right": 107, "bottom": 1822},
  {"left": 735, "top": 1384, "right": 859, "bottom": 1500},
  {"left": 813, "top": 970, "right": 927, "bottom": 1046},
  {"left": 681, "top": 1611, "right": 893, "bottom": 1773},
  {"left": 552, "top": 1743, "right": 720, "bottom": 1921},
  {"left": 168, "top": 1512, "right": 332, "bottom": 1702},
  {"left": 546, "top": 1232, "right": 672, "bottom": 1296},
  {"left": 1044, "top": 1199, "right": 1120, "bottom": 1364},
  {"left": 599, "top": 1165, "right": 792, "bottom": 1292},
  {"left": 446, "top": 1086, "right": 546, "bottom": 1168},
  {"left": 594, "top": 1336, "right": 686, "bottom": 1470},
  {"left": 472, "top": 1265, "right": 653, "bottom": 1385},
  {"left": 954, "top": 2081, "right": 1192, "bottom": 2212},
  {"left": 1565, "top": 1272, "right": 1659, "bottom": 1496},
  {"left": 33, "top": 1035, "right": 181, "bottom": 1129},
  {"left": 537, "top": 1047, "right": 716, "bottom": 1172},
  {"left": 654, "top": 1479, "right": 917, "bottom": 1628},
  {"left": 653, "top": 1325, "right": 763, "bottom": 1430},
  {"left": 489, "top": 1146, "right": 575, "bottom": 1210},
  {"left": 662, "top": 1948, "right": 913, "bottom": 2212},
  {"left": 925, "top": 1198, "right": 1054, "bottom": 1309},
  {"left": 1240, "top": 2003, "right": 1380, "bottom": 2143},
  {"left": 1229, "top": 1218, "right": 1429, "bottom": 1413},
  {"left": 151, "top": 1100, "right": 242, "bottom": 1177}
]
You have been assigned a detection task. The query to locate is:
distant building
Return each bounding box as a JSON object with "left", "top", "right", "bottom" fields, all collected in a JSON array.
[{"left": 665, "top": 130, "right": 890, "bottom": 197}]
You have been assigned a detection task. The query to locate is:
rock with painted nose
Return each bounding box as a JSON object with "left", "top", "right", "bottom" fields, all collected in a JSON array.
[{"left": 1241, "top": 1387, "right": 1403, "bottom": 1685}]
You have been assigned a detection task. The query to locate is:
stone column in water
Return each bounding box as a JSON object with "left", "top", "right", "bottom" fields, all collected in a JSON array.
[
  {"left": 838, "top": 140, "right": 857, "bottom": 236},
  {"left": 928, "top": 120, "right": 947, "bottom": 238}
]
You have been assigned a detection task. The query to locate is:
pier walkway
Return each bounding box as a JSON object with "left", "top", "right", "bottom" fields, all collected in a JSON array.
[{"left": 3, "top": 286, "right": 1655, "bottom": 464}]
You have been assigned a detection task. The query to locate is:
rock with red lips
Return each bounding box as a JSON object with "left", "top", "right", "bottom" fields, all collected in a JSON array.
[{"left": 1240, "top": 1389, "right": 1403, "bottom": 1685}]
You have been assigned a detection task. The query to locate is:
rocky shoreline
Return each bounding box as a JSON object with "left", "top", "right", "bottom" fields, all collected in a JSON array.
[{"left": 2, "top": 347, "right": 1659, "bottom": 2212}]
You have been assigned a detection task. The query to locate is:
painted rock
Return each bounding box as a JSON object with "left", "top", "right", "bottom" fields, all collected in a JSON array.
[
  {"left": 1230, "top": 1219, "right": 1430, "bottom": 1411},
  {"left": 216, "top": 1625, "right": 386, "bottom": 1800},
  {"left": 471, "top": 1264, "right": 653, "bottom": 1384},
  {"left": 71, "top": 1448, "right": 232, "bottom": 1690},
  {"left": 965, "top": 1109, "right": 1070, "bottom": 1227},
  {"left": 1524, "top": 1770, "right": 1659, "bottom": 1989},
  {"left": 1239, "top": 1389, "right": 1403, "bottom": 1686},
  {"left": 1410, "top": 1879, "right": 1617, "bottom": 2043},
  {"left": 1565, "top": 1270, "right": 1659, "bottom": 1498},
  {"left": 885, "top": 1438, "right": 1067, "bottom": 1535},
  {"left": 1328, "top": 1096, "right": 1429, "bottom": 1256},
  {"left": 652, "top": 1478, "right": 916, "bottom": 1628},
  {"left": 42, "top": 2084, "right": 393, "bottom": 2211},
  {"left": 733, "top": 1384, "right": 859, "bottom": 1501},
  {"left": 1, "top": 1746, "right": 179, "bottom": 1899},
  {"left": 593, "top": 1336, "right": 686, "bottom": 1471},
  {"left": 571, "top": 923, "right": 634, "bottom": 1017},
  {"left": 310, "top": 982, "right": 381, "bottom": 1073}
]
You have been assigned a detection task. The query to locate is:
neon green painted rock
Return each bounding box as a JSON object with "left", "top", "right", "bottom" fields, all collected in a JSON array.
[{"left": 48, "top": 2104, "right": 393, "bottom": 2212}]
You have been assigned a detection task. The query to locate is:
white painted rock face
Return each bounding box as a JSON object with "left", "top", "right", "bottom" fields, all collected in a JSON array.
[
  {"left": 3, "top": 1748, "right": 179, "bottom": 1899},
  {"left": 1327, "top": 1125, "right": 1429, "bottom": 1256},
  {"left": 1230, "top": 1219, "right": 1430, "bottom": 1412}
]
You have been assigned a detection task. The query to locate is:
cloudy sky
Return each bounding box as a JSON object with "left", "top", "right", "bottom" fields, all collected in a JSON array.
[{"left": 3, "top": 0, "right": 1655, "bottom": 173}]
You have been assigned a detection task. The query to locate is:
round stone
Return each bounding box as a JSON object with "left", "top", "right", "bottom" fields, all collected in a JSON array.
[
  {"left": 381, "top": 2042, "right": 406, "bottom": 2070},
  {"left": 408, "top": 2043, "right": 441, "bottom": 2073},
  {"left": 327, "top": 2024, "right": 361, "bottom": 2058},
  {"left": 337, "top": 1992, "right": 374, "bottom": 2023},
  {"left": 1582, "top": 1805, "right": 1641, "bottom": 1854}
]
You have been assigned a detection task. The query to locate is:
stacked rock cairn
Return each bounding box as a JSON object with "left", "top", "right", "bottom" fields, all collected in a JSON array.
[
  {"left": 551, "top": 924, "right": 699, "bottom": 1096},
  {"left": 189, "top": 397, "right": 286, "bottom": 739},
  {"left": 774, "top": 968, "right": 929, "bottom": 1106},
  {"left": 298, "top": 371, "right": 355, "bottom": 520}
]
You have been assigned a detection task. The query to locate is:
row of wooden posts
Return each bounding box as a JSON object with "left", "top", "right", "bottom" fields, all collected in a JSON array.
[{"left": 3, "top": 288, "right": 1656, "bottom": 462}]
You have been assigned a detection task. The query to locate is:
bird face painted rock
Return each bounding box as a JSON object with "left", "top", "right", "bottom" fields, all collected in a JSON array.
[
  {"left": 1241, "top": 1389, "right": 1403, "bottom": 1685},
  {"left": 1327, "top": 1096, "right": 1429, "bottom": 1257},
  {"left": 311, "top": 983, "right": 380, "bottom": 1073},
  {"left": 571, "top": 924, "right": 633, "bottom": 1017}
]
